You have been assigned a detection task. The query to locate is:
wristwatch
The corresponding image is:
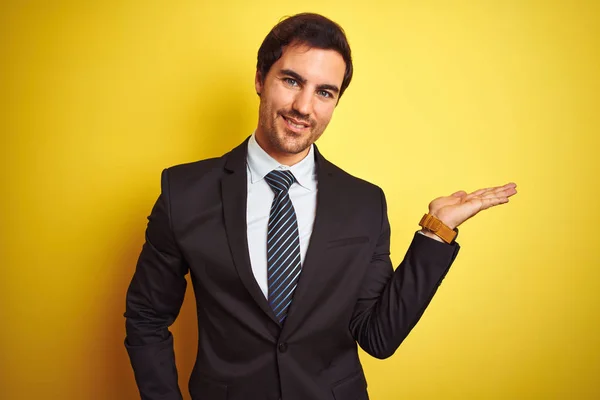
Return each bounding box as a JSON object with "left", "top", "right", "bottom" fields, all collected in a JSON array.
[{"left": 418, "top": 213, "right": 458, "bottom": 244}]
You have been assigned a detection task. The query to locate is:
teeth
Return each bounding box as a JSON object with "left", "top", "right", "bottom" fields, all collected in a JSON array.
[{"left": 286, "top": 118, "right": 306, "bottom": 129}]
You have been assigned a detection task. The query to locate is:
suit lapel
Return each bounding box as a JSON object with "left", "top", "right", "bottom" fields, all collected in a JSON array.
[{"left": 221, "top": 138, "right": 280, "bottom": 325}]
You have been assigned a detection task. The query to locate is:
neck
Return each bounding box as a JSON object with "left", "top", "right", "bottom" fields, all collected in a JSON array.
[{"left": 271, "top": 149, "right": 310, "bottom": 167}]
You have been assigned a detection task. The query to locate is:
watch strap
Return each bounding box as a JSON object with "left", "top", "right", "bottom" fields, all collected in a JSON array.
[{"left": 418, "top": 213, "right": 458, "bottom": 244}]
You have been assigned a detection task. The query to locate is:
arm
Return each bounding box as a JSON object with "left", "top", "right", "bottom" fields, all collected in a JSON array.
[
  {"left": 124, "top": 168, "right": 189, "bottom": 400},
  {"left": 349, "top": 188, "right": 460, "bottom": 359},
  {"left": 350, "top": 181, "right": 516, "bottom": 359}
]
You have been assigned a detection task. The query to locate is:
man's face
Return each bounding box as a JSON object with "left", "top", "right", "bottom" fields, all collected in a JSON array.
[{"left": 255, "top": 44, "right": 346, "bottom": 163}]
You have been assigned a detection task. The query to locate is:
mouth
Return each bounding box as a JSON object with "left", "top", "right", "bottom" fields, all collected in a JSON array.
[{"left": 281, "top": 115, "right": 310, "bottom": 133}]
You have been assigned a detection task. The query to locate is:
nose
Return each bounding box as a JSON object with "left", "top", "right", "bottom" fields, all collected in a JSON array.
[{"left": 291, "top": 88, "right": 313, "bottom": 118}]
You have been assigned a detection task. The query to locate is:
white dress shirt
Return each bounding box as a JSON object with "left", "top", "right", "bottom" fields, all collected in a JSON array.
[{"left": 246, "top": 133, "right": 318, "bottom": 299}]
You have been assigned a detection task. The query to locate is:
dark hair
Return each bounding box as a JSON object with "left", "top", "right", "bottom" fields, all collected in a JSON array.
[{"left": 257, "top": 13, "right": 353, "bottom": 99}]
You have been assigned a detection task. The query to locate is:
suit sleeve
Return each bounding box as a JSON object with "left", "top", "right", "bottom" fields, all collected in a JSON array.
[
  {"left": 124, "top": 168, "right": 189, "bottom": 399},
  {"left": 349, "top": 188, "right": 460, "bottom": 359}
]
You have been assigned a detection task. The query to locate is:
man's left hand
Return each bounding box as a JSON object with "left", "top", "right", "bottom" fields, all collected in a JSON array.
[{"left": 428, "top": 182, "right": 518, "bottom": 230}]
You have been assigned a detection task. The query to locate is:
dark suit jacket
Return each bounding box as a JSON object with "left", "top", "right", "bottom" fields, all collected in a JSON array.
[{"left": 124, "top": 138, "right": 460, "bottom": 400}]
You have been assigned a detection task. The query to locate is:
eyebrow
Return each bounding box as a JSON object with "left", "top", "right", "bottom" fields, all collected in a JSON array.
[{"left": 280, "top": 69, "right": 340, "bottom": 94}]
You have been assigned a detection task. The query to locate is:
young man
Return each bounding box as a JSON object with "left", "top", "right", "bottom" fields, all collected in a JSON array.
[{"left": 124, "top": 13, "right": 517, "bottom": 400}]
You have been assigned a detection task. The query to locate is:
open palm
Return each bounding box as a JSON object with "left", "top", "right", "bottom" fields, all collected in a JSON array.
[{"left": 429, "top": 183, "right": 518, "bottom": 229}]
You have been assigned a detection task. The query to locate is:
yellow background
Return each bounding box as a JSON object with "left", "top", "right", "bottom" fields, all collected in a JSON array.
[{"left": 2, "top": 1, "right": 599, "bottom": 399}]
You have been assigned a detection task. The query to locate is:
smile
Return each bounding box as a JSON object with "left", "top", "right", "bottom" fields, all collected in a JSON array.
[{"left": 282, "top": 115, "right": 310, "bottom": 132}]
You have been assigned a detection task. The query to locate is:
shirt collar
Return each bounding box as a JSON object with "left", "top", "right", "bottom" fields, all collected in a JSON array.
[{"left": 246, "top": 132, "right": 317, "bottom": 191}]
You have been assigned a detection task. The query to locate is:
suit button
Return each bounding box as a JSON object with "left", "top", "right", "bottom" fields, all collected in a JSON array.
[{"left": 278, "top": 342, "right": 288, "bottom": 353}]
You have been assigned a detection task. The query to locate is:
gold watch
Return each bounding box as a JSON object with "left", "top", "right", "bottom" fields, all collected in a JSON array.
[{"left": 418, "top": 213, "right": 458, "bottom": 244}]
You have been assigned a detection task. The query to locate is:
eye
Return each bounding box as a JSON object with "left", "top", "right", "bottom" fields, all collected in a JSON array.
[
  {"left": 283, "top": 77, "right": 298, "bottom": 86},
  {"left": 317, "top": 90, "right": 333, "bottom": 99}
]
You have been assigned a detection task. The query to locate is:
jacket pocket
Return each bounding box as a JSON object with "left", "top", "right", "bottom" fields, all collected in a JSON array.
[
  {"left": 331, "top": 370, "right": 368, "bottom": 400},
  {"left": 189, "top": 374, "right": 228, "bottom": 400},
  {"left": 326, "top": 236, "right": 369, "bottom": 249}
]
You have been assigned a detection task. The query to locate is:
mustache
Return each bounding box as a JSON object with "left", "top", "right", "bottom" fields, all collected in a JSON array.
[{"left": 280, "top": 110, "right": 312, "bottom": 125}]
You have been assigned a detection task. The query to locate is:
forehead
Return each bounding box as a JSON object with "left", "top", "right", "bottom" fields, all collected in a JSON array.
[{"left": 272, "top": 44, "right": 346, "bottom": 87}]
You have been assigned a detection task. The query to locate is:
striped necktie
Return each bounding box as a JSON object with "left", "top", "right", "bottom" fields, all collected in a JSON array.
[{"left": 265, "top": 169, "right": 301, "bottom": 323}]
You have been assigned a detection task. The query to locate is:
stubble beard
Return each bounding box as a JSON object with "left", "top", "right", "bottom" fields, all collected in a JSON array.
[
  {"left": 268, "top": 125, "right": 315, "bottom": 155},
  {"left": 259, "top": 108, "right": 322, "bottom": 156}
]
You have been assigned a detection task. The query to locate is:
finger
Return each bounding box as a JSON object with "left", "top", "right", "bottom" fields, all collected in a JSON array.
[
  {"left": 479, "top": 196, "right": 510, "bottom": 210},
  {"left": 467, "top": 182, "right": 517, "bottom": 200},
  {"left": 451, "top": 190, "right": 467, "bottom": 197},
  {"left": 465, "top": 187, "right": 494, "bottom": 200},
  {"left": 491, "top": 183, "right": 517, "bottom": 193},
  {"left": 497, "top": 187, "right": 517, "bottom": 198},
  {"left": 482, "top": 186, "right": 518, "bottom": 199}
]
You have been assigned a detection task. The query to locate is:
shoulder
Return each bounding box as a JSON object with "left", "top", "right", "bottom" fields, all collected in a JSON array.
[
  {"left": 322, "top": 157, "right": 383, "bottom": 194},
  {"left": 161, "top": 138, "right": 248, "bottom": 190},
  {"left": 158, "top": 156, "right": 224, "bottom": 192},
  {"left": 320, "top": 157, "right": 386, "bottom": 210},
  {"left": 165, "top": 156, "right": 225, "bottom": 179}
]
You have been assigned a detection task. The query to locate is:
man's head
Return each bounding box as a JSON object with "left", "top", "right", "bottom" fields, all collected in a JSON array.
[{"left": 254, "top": 13, "right": 353, "bottom": 165}]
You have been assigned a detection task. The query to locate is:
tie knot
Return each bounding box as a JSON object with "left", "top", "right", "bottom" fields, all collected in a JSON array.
[{"left": 265, "top": 170, "right": 296, "bottom": 194}]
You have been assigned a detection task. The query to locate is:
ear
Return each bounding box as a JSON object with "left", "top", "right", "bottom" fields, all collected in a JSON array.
[{"left": 255, "top": 70, "right": 263, "bottom": 96}]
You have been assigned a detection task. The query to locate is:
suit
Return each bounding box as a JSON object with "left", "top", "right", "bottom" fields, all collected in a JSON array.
[{"left": 124, "top": 137, "right": 461, "bottom": 400}]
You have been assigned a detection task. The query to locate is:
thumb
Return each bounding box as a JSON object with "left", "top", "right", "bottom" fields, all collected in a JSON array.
[{"left": 451, "top": 190, "right": 467, "bottom": 198}]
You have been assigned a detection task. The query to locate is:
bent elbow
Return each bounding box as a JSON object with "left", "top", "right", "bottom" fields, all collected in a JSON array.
[
  {"left": 124, "top": 307, "right": 172, "bottom": 346},
  {"left": 361, "top": 342, "right": 399, "bottom": 360}
]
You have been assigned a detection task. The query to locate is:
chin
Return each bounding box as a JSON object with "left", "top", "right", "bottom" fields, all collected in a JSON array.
[{"left": 275, "top": 132, "right": 312, "bottom": 155}]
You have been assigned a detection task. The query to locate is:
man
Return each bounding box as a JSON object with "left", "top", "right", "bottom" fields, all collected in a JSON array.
[{"left": 124, "top": 13, "right": 517, "bottom": 400}]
